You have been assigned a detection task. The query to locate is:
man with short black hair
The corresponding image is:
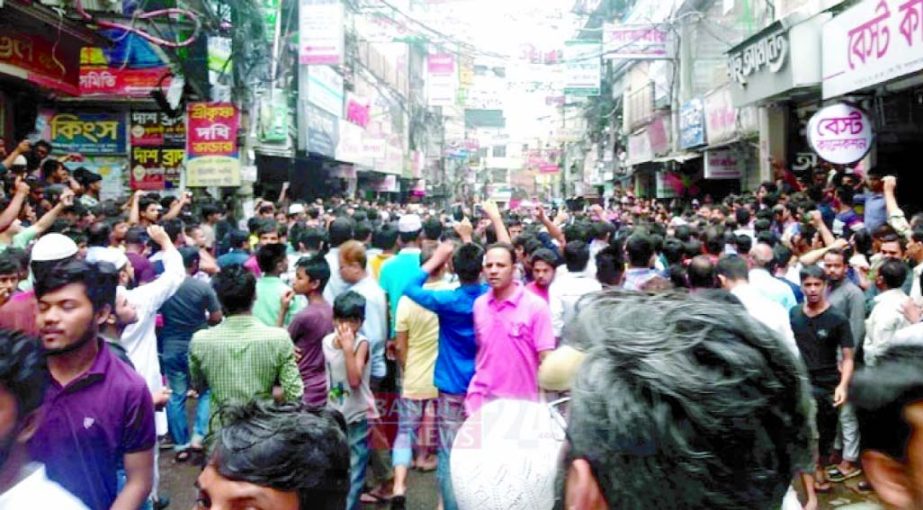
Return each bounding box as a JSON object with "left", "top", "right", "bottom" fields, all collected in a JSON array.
[
  {"left": 253, "top": 243, "right": 303, "bottom": 327},
  {"left": 323, "top": 217, "right": 355, "bottom": 304},
  {"left": 189, "top": 265, "right": 303, "bottom": 442},
  {"left": 790, "top": 264, "right": 855, "bottom": 493},
  {"left": 282, "top": 254, "right": 334, "bottom": 407},
  {"left": 864, "top": 258, "right": 911, "bottom": 366},
  {"left": 526, "top": 248, "right": 557, "bottom": 302},
  {"left": 557, "top": 292, "right": 813, "bottom": 510},
  {"left": 159, "top": 246, "right": 223, "bottom": 461},
  {"left": 622, "top": 233, "right": 658, "bottom": 290},
  {"left": 31, "top": 260, "right": 156, "bottom": 510},
  {"left": 688, "top": 255, "right": 717, "bottom": 290},
  {"left": 0, "top": 328, "right": 90, "bottom": 508},
  {"left": 549, "top": 241, "right": 600, "bottom": 339},
  {"left": 194, "top": 401, "right": 350, "bottom": 510}
]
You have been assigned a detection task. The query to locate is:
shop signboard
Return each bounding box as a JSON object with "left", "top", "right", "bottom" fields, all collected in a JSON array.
[
  {"left": 303, "top": 101, "right": 339, "bottom": 158},
  {"left": 822, "top": 0, "right": 923, "bottom": 98},
  {"left": 679, "top": 98, "right": 706, "bottom": 148},
  {"left": 427, "top": 53, "right": 458, "bottom": 107},
  {"left": 563, "top": 41, "right": 601, "bottom": 96},
  {"left": 806, "top": 103, "right": 873, "bottom": 164},
  {"left": 259, "top": 90, "right": 290, "bottom": 143},
  {"left": 346, "top": 93, "right": 371, "bottom": 127},
  {"left": 602, "top": 24, "right": 672, "bottom": 60},
  {"left": 703, "top": 87, "right": 737, "bottom": 144},
  {"left": 130, "top": 111, "right": 186, "bottom": 147},
  {"left": 336, "top": 121, "right": 371, "bottom": 167},
  {"left": 40, "top": 111, "right": 127, "bottom": 154},
  {"left": 627, "top": 131, "right": 653, "bottom": 164},
  {"left": 371, "top": 174, "right": 399, "bottom": 193},
  {"left": 0, "top": 30, "right": 80, "bottom": 95},
  {"left": 306, "top": 65, "right": 344, "bottom": 117},
  {"left": 298, "top": 0, "right": 344, "bottom": 65},
  {"left": 185, "top": 102, "right": 240, "bottom": 187},
  {"left": 705, "top": 149, "right": 743, "bottom": 179},
  {"left": 79, "top": 67, "right": 171, "bottom": 97}
]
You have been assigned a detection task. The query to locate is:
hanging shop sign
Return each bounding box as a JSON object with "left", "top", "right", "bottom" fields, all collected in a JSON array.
[
  {"left": 185, "top": 102, "right": 240, "bottom": 187},
  {"left": 130, "top": 147, "right": 184, "bottom": 191},
  {"left": 346, "top": 93, "right": 371, "bottom": 127},
  {"left": 704, "top": 87, "right": 737, "bottom": 144},
  {"left": 806, "top": 103, "right": 873, "bottom": 165},
  {"left": 427, "top": 53, "right": 458, "bottom": 107},
  {"left": 0, "top": 30, "right": 80, "bottom": 95},
  {"left": 335, "top": 121, "right": 371, "bottom": 167},
  {"left": 705, "top": 149, "right": 743, "bottom": 179},
  {"left": 602, "top": 24, "right": 672, "bottom": 60},
  {"left": 679, "top": 98, "right": 706, "bottom": 149},
  {"left": 129, "top": 111, "right": 185, "bottom": 190},
  {"left": 130, "top": 111, "right": 186, "bottom": 147},
  {"left": 627, "top": 131, "right": 653, "bottom": 164},
  {"left": 563, "top": 41, "right": 601, "bottom": 97},
  {"left": 302, "top": 101, "right": 339, "bottom": 158},
  {"left": 39, "top": 111, "right": 127, "bottom": 154},
  {"left": 259, "top": 90, "right": 290, "bottom": 143},
  {"left": 298, "top": 0, "right": 345, "bottom": 65},
  {"left": 822, "top": 0, "right": 923, "bottom": 98},
  {"left": 306, "top": 65, "right": 344, "bottom": 117},
  {"left": 728, "top": 31, "right": 788, "bottom": 87},
  {"left": 79, "top": 38, "right": 172, "bottom": 98}
]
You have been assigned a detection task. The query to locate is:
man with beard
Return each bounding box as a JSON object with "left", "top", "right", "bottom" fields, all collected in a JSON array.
[
  {"left": 29, "top": 260, "right": 156, "bottom": 510},
  {"left": 0, "top": 328, "right": 89, "bottom": 508}
]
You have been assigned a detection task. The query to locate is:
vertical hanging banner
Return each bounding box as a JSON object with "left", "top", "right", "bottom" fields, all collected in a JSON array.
[
  {"left": 185, "top": 103, "right": 240, "bottom": 187},
  {"left": 427, "top": 53, "right": 458, "bottom": 106},
  {"left": 299, "top": 0, "right": 345, "bottom": 65},
  {"left": 563, "top": 41, "right": 601, "bottom": 96}
]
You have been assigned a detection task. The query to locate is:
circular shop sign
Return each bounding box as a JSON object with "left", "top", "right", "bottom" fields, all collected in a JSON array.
[{"left": 807, "top": 103, "right": 873, "bottom": 165}]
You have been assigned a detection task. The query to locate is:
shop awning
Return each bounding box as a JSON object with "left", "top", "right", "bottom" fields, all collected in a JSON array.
[{"left": 652, "top": 152, "right": 702, "bottom": 163}]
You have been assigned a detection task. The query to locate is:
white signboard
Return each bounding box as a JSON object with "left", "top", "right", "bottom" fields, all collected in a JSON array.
[
  {"left": 563, "top": 41, "right": 601, "bottom": 96},
  {"left": 705, "top": 149, "right": 743, "bottom": 179},
  {"left": 627, "top": 131, "right": 652, "bottom": 164},
  {"left": 306, "top": 65, "right": 344, "bottom": 117},
  {"left": 602, "top": 24, "right": 672, "bottom": 60},
  {"left": 806, "top": 103, "right": 873, "bottom": 164},
  {"left": 427, "top": 53, "right": 457, "bottom": 107},
  {"left": 823, "top": 0, "right": 923, "bottom": 98},
  {"left": 298, "top": 0, "right": 344, "bottom": 65}
]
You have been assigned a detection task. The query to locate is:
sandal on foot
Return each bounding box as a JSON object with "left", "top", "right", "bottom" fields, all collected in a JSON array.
[
  {"left": 828, "top": 466, "right": 863, "bottom": 482},
  {"left": 814, "top": 481, "right": 833, "bottom": 493},
  {"left": 174, "top": 450, "right": 191, "bottom": 463}
]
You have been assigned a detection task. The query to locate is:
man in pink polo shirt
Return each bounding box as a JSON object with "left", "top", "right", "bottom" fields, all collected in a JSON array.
[{"left": 467, "top": 243, "right": 555, "bottom": 415}]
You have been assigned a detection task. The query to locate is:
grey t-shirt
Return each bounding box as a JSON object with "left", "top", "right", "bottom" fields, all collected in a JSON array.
[{"left": 159, "top": 276, "right": 220, "bottom": 351}]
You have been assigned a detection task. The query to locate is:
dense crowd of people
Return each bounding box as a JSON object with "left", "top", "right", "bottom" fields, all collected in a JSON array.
[{"left": 0, "top": 137, "right": 922, "bottom": 510}]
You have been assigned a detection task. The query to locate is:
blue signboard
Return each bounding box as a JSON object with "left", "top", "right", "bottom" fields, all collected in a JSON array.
[
  {"left": 42, "top": 111, "right": 128, "bottom": 154},
  {"left": 679, "top": 98, "right": 705, "bottom": 149},
  {"left": 304, "top": 102, "right": 339, "bottom": 158}
]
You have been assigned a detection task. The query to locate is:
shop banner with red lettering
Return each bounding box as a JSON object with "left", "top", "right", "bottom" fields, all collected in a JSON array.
[
  {"left": 186, "top": 102, "right": 240, "bottom": 187},
  {"left": 0, "top": 30, "right": 80, "bottom": 95},
  {"left": 80, "top": 67, "right": 172, "bottom": 97}
]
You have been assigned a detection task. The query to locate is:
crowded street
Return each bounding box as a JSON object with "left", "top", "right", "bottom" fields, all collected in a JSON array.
[{"left": 2, "top": 0, "right": 923, "bottom": 509}]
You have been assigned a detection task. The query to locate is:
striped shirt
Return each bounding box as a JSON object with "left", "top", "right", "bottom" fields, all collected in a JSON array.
[{"left": 189, "top": 314, "right": 304, "bottom": 440}]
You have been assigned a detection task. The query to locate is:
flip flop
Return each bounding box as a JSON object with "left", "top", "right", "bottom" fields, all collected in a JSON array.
[
  {"left": 174, "top": 450, "right": 192, "bottom": 463},
  {"left": 814, "top": 481, "right": 833, "bottom": 493},
  {"left": 828, "top": 466, "right": 863, "bottom": 482}
]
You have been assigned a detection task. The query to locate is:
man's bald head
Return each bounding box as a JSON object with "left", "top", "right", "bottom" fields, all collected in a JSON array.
[{"left": 750, "top": 243, "right": 774, "bottom": 269}]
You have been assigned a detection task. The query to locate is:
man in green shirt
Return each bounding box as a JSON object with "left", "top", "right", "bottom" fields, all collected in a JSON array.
[
  {"left": 0, "top": 187, "right": 73, "bottom": 253},
  {"left": 252, "top": 243, "right": 305, "bottom": 327},
  {"left": 189, "top": 264, "right": 303, "bottom": 444}
]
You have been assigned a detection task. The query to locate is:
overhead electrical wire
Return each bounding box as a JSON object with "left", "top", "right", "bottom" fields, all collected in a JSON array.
[{"left": 73, "top": 0, "right": 202, "bottom": 47}]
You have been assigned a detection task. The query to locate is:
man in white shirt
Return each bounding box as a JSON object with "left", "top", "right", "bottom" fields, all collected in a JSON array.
[
  {"left": 93, "top": 226, "right": 184, "bottom": 506},
  {"left": 749, "top": 243, "right": 798, "bottom": 312},
  {"left": 550, "top": 241, "right": 601, "bottom": 340},
  {"left": 0, "top": 329, "right": 88, "bottom": 509},
  {"left": 865, "top": 259, "right": 912, "bottom": 366},
  {"left": 716, "top": 255, "right": 798, "bottom": 355}
]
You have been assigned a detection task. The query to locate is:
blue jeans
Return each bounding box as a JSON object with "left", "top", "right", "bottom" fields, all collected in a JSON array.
[
  {"left": 392, "top": 397, "right": 436, "bottom": 467},
  {"left": 436, "top": 393, "right": 466, "bottom": 510},
  {"left": 347, "top": 419, "right": 370, "bottom": 510},
  {"left": 163, "top": 350, "right": 210, "bottom": 450}
]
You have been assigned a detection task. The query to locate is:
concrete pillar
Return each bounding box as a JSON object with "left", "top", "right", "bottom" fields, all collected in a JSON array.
[{"left": 757, "top": 104, "right": 788, "bottom": 191}]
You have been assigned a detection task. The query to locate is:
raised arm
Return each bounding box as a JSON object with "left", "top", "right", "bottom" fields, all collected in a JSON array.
[
  {"left": 0, "top": 178, "right": 30, "bottom": 234},
  {"left": 128, "top": 190, "right": 143, "bottom": 224},
  {"left": 1, "top": 140, "right": 30, "bottom": 171},
  {"left": 161, "top": 192, "right": 189, "bottom": 221},
  {"left": 883, "top": 176, "right": 912, "bottom": 241},
  {"left": 32, "top": 188, "right": 73, "bottom": 234},
  {"left": 537, "top": 206, "right": 566, "bottom": 247},
  {"left": 482, "top": 200, "right": 511, "bottom": 245}
]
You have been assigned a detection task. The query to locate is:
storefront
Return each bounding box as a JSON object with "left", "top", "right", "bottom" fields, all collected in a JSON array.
[
  {"left": 726, "top": 11, "right": 829, "bottom": 185},
  {"left": 821, "top": 0, "right": 923, "bottom": 209}
]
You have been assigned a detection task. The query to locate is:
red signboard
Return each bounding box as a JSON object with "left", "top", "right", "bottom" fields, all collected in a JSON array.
[
  {"left": 80, "top": 67, "right": 172, "bottom": 97},
  {"left": 0, "top": 30, "right": 80, "bottom": 95}
]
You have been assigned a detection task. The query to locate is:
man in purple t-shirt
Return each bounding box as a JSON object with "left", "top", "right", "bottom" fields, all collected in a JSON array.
[
  {"left": 30, "top": 259, "right": 156, "bottom": 510},
  {"left": 467, "top": 243, "right": 555, "bottom": 416},
  {"left": 281, "top": 253, "right": 334, "bottom": 408}
]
